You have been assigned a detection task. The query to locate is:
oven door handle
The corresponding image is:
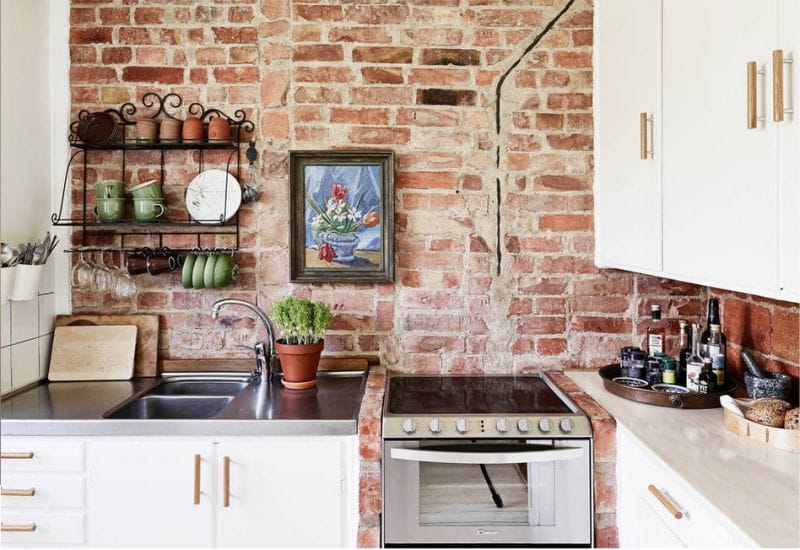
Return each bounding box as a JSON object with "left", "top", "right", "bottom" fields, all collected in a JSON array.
[{"left": 390, "top": 446, "right": 583, "bottom": 465}]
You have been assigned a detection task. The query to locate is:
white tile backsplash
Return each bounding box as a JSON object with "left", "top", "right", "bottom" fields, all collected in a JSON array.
[
  {"left": 1, "top": 302, "right": 10, "bottom": 347},
  {"left": 10, "top": 339, "right": 39, "bottom": 389},
  {"left": 38, "top": 293, "right": 54, "bottom": 335},
  {"left": 11, "top": 298, "right": 38, "bottom": 344},
  {"left": 1, "top": 346, "right": 11, "bottom": 393},
  {"left": 38, "top": 333, "right": 52, "bottom": 379}
]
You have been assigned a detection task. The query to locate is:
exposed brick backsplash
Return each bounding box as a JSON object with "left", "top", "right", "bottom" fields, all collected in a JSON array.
[{"left": 67, "top": 0, "right": 797, "bottom": 378}]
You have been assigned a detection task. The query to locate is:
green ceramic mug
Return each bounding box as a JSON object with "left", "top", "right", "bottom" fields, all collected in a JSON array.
[
  {"left": 94, "top": 198, "right": 126, "bottom": 222},
  {"left": 212, "top": 254, "right": 239, "bottom": 287},
  {"left": 132, "top": 198, "right": 165, "bottom": 222},
  {"left": 128, "top": 179, "right": 162, "bottom": 200},
  {"left": 95, "top": 180, "right": 125, "bottom": 199}
]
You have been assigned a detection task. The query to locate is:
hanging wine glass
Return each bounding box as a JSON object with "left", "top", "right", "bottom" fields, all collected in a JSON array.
[
  {"left": 112, "top": 252, "right": 136, "bottom": 301},
  {"left": 71, "top": 250, "right": 93, "bottom": 289},
  {"left": 92, "top": 250, "right": 113, "bottom": 292}
]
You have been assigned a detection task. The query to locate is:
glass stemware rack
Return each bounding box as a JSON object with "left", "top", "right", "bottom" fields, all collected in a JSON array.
[{"left": 52, "top": 92, "right": 255, "bottom": 255}]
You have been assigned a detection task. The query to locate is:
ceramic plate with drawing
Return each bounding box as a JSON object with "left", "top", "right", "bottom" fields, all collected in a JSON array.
[{"left": 186, "top": 169, "right": 242, "bottom": 224}]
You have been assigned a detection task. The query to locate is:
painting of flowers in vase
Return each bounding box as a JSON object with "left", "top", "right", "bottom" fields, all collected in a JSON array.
[{"left": 289, "top": 151, "right": 394, "bottom": 283}]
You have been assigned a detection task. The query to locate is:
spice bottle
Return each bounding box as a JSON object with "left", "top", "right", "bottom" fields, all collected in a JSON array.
[
  {"left": 707, "top": 324, "right": 726, "bottom": 387},
  {"left": 661, "top": 357, "right": 678, "bottom": 385},
  {"left": 698, "top": 357, "right": 717, "bottom": 394},
  {"left": 646, "top": 358, "right": 662, "bottom": 386},
  {"left": 629, "top": 350, "right": 647, "bottom": 380},
  {"left": 686, "top": 323, "right": 704, "bottom": 391}
]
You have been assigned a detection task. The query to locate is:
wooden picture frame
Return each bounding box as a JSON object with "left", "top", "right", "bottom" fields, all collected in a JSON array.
[{"left": 289, "top": 150, "right": 395, "bottom": 283}]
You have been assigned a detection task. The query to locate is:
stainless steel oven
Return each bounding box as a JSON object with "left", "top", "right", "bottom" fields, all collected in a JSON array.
[{"left": 382, "top": 374, "right": 593, "bottom": 547}]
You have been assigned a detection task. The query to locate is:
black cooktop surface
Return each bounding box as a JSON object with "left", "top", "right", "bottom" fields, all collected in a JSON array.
[{"left": 386, "top": 376, "right": 572, "bottom": 415}]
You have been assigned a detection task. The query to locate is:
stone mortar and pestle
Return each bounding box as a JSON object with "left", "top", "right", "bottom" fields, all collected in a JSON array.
[{"left": 742, "top": 350, "right": 792, "bottom": 401}]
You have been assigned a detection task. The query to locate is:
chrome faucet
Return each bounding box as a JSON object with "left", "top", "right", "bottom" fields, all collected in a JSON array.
[{"left": 211, "top": 299, "right": 277, "bottom": 382}]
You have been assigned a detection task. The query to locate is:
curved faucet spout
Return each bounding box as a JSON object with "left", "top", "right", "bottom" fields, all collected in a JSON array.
[{"left": 211, "top": 299, "right": 277, "bottom": 381}]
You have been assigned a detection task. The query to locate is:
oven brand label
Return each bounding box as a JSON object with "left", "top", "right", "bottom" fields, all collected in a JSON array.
[{"left": 476, "top": 529, "right": 499, "bottom": 536}]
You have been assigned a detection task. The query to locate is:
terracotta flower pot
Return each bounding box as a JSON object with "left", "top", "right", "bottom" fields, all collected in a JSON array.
[{"left": 276, "top": 339, "right": 324, "bottom": 388}]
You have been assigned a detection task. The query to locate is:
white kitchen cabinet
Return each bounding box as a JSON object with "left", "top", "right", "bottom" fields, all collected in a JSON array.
[
  {"left": 87, "top": 440, "right": 215, "bottom": 548},
  {"left": 216, "top": 439, "right": 350, "bottom": 548},
  {"left": 594, "top": 0, "right": 662, "bottom": 272},
  {"left": 617, "top": 427, "right": 738, "bottom": 548},
  {"left": 595, "top": 0, "right": 800, "bottom": 303}
]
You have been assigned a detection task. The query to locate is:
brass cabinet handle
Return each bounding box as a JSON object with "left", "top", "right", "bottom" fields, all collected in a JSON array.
[
  {"left": 640, "top": 112, "right": 648, "bottom": 159},
  {"left": 1, "top": 488, "right": 36, "bottom": 497},
  {"left": 773, "top": 49, "right": 794, "bottom": 122},
  {"left": 640, "top": 113, "right": 654, "bottom": 160},
  {"left": 648, "top": 484, "right": 683, "bottom": 519},
  {"left": 1, "top": 523, "right": 37, "bottom": 532},
  {"left": 193, "top": 454, "right": 201, "bottom": 505},
  {"left": 223, "top": 456, "right": 231, "bottom": 508},
  {"left": 1, "top": 452, "right": 34, "bottom": 460},
  {"left": 747, "top": 61, "right": 767, "bottom": 128}
]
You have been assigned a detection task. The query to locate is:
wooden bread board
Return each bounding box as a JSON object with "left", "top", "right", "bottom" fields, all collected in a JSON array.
[
  {"left": 55, "top": 314, "right": 159, "bottom": 377},
  {"left": 48, "top": 325, "right": 138, "bottom": 381},
  {"left": 723, "top": 407, "right": 800, "bottom": 454}
]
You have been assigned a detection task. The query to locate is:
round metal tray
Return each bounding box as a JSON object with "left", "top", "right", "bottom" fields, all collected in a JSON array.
[{"left": 599, "top": 364, "right": 737, "bottom": 409}]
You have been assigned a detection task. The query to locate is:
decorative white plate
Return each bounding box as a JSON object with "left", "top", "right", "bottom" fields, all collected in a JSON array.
[
  {"left": 613, "top": 376, "right": 649, "bottom": 388},
  {"left": 186, "top": 169, "right": 242, "bottom": 225},
  {"left": 651, "top": 383, "right": 690, "bottom": 394}
]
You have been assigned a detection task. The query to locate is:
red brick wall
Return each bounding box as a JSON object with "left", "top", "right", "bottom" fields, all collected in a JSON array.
[{"left": 67, "top": 0, "right": 797, "bottom": 377}]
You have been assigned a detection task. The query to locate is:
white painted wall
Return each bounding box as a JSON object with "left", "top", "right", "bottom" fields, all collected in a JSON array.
[{"left": 1, "top": 0, "right": 70, "bottom": 395}]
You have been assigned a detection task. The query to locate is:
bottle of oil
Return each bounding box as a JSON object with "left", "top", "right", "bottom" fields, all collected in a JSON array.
[
  {"left": 686, "top": 323, "right": 704, "bottom": 391},
  {"left": 697, "top": 357, "right": 717, "bottom": 394},
  {"left": 646, "top": 305, "right": 666, "bottom": 356}
]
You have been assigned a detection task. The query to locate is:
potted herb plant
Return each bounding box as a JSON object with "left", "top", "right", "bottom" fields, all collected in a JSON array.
[{"left": 271, "top": 296, "right": 332, "bottom": 389}]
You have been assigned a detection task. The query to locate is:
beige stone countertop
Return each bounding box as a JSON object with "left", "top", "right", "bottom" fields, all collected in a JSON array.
[{"left": 567, "top": 371, "right": 800, "bottom": 548}]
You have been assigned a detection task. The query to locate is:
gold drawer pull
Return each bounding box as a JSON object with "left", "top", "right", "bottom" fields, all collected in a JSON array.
[
  {"left": 193, "top": 454, "right": 201, "bottom": 505},
  {"left": 773, "top": 49, "right": 794, "bottom": 122},
  {"left": 1, "top": 522, "right": 37, "bottom": 532},
  {"left": 1, "top": 452, "right": 34, "bottom": 460},
  {"left": 648, "top": 484, "right": 683, "bottom": 519},
  {"left": 223, "top": 456, "right": 231, "bottom": 508},
  {"left": 747, "top": 61, "right": 767, "bottom": 129},
  {"left": 1, "top": 488, "right": 36, "bottom": 497}
]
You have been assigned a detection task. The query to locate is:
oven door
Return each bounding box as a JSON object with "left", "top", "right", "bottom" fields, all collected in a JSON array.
[{"left": 383, "top": 439, "right": 592, "bottom": 547}]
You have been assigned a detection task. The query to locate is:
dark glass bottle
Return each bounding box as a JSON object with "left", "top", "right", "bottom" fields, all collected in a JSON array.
[
  {"left": 700, "top": 298, "right": 726, "bottom": 354},
  {"left": 697, "top": 357, "right": 717, "bottom": 394},
  {"left": 708, "top": 324, "right": 726, "bottom": 387},
  {"left": 677, "top": 319, "right": 691, "bottom": 386},
  {"left": 646, "top": 305, "right": 666, "bottom": 356}
]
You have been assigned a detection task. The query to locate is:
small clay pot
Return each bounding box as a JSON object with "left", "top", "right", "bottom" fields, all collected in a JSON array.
[
  {"left": 276, "top": 340, "right": 324, "bottom": 389},
  {"left": 208, "top": 117, "right": 231, "bottom": 142},
  {"left": 159, "top": 119, "right": 182, "bottom": 143},
  {"left": 135, "top": 119, "right": 158, "bottom": 143},
  {"left": 182, "top": 116, "right": 204, "bottom": 142}
]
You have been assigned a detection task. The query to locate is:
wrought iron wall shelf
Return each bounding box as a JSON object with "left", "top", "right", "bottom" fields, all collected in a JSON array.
[{"left": 52, "top": 92, "right": 255, "bottom": 252}]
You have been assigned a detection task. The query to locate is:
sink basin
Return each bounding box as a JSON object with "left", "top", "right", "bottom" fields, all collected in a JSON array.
[
  {"left": 105, "top": 395, "right": 234, "bottom": 419},
  {"left": 103, "top": 376, "right": 252, "bottom": 419},
  {"left": 148, "top": 378, "right": 251, "bottom": 396}
]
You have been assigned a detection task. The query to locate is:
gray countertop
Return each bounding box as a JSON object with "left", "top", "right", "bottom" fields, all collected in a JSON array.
[{"left": 1, "top": 372, "right": 368, "bottom": 437}]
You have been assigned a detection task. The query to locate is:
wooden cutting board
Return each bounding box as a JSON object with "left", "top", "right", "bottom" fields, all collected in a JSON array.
[
  {"left": 55, "top": 314, "right": 159, "bottom": 377},
  {"left": 49, "top": 325, "right": 138, "bottom": 381}
]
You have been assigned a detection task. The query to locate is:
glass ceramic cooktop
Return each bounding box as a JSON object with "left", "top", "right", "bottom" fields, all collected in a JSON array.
[{"left": 386, "top": 376, "right": 572, "bottom": 415}]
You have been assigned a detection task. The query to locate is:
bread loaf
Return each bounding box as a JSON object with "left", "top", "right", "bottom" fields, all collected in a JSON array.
[
  {"left": 784, "top": 408, "right": 800, "bottom": 430},
  {"left": 744, "top": 398, "right": 793, "bottom": 427}
]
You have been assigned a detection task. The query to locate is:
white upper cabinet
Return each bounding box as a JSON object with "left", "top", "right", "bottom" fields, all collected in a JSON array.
[
  {"left": 595, "top": 0, "right": 662, "bottom": 272},
  {"left": 595, "top": 0, "right": 799, "bottom": 303}
]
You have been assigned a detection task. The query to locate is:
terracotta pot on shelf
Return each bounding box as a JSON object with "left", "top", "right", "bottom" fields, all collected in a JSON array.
[
  {"left": 135, "top": 119, "right": 158, "bottom": 143},
  {"left": 159, "top": 119, "right": 182, "bottom": 143},
  {"left": 208, "top": 117, "right": 231, "bottom": 142},
  {"left": 275, "top": 340, "right": 324, "bottom": 389},
  {"left": 182, "top": 116, "right": 204, "bottom": 142}
]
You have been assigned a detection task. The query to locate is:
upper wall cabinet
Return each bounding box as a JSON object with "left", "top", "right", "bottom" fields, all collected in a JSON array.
[
  {"left": 594, "top": 0, "right": 799, "bottom": 303},
  {"left": 595, "top": 0, "right": 662, "bottom": 273}
]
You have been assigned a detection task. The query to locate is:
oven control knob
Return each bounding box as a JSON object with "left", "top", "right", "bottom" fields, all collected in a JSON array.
[
  {"left": 429, "top": 418, "right": 442, "bottom": 434},
  {"left": 455, "top": 418, "right": 470, "bottom": 434},
  {"left": 401, "top": 418, "right": 417, "bottom": 434},
  {"left": 496, "top": 417, "right": 509, "bottom": 433},
  {"left": 538, "top": 418, "right": 551, "bottom": 433},
  {"left": 517, "top": 418, "right": 529, "bottom": 433},
  {"left": 559, "top": 418, "right": 574, "bottom": 433}
]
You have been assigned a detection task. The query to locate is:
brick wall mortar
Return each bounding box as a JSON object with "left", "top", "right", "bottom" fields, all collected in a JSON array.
[{"left": 68, "top": 0, "right": 797, "bottom": 379}]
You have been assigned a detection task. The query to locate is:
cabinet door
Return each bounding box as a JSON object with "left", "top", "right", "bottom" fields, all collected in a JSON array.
[
  {"left": 778, "top": 0, "right": 799, "bottom": 299},
  {"left": 662, "top": 0, "right": 779, "bottom": 294},
  {"left": 635, "top": 495, "right": 687, "bottom": 548},
  {"left": 87, "top": 441, "right": 214, "bottom": 547},
  {"left": 216, "top": 438, "right": 345, "bottom": 548},
  {"left": 595, "top": 0, "right": 662, "bottom": 271}
]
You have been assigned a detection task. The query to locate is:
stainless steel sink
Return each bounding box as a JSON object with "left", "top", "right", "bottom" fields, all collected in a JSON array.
[
  {"left": 103, "top": 375, "right": 252, "bottom": 419},
  {"left": 106, "top": 395, "right": 235, "bottom": 419},
  {"left": 148, "top": 378, "right": 251, "bottom": 396}
]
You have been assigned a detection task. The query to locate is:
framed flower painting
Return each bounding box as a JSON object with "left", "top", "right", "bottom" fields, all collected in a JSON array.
[{"left": 289, "top": 150, "right": 395, "bottom": 283}]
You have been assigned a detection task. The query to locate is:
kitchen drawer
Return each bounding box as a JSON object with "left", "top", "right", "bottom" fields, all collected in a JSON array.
[
  {"left": 1, "top": 474, "right": 85, "bottom": 509},
  {"left": 631, "top": 438, "right": 735, "bottom": 548},
  {"left": 1, "top": 438, "right": 84, "bottom": 473},
  {"left": 1, "top": 512, "right": 85, "bottom": 545}
]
